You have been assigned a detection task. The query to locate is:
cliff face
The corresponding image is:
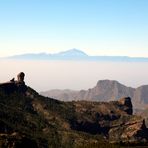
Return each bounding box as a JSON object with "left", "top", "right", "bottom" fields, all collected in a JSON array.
[
  {"left": 41, "top": 80, "right": 148, "bottom": 110},
  {"left": 79, "top": 80, "right": 134, "bottom": 101},
  {"left": 134, "top": 86, "right": 148, "bottom": 108},
  {"left": 0, "top": 75, "right": 148, "bottom": 147}
]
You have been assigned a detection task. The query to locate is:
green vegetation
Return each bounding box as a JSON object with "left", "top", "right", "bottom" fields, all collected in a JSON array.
[{"left": 0, "top": 87, "right": 147, "bottom": 147}]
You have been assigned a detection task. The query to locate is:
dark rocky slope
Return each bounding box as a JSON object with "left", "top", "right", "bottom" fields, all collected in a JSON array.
[{"left": 0, "top": 73, "right": 148, "bottom": 147}]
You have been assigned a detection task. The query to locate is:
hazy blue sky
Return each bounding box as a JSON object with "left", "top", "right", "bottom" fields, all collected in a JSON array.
[{"left": 0, "top": 0, "right": 148, "bottom": 57}]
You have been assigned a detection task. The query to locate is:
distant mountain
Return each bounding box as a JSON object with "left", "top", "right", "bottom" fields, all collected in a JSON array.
[
  {"left": 6, "top": 49, "right": 148, "bottom": 61},
  {"left": 40, "top": 80, "right": 148, "bottom": 110},
  {"left": 57, "top": 49, "right": 88, "bottom": 57},
  {"left": 6, "top": 49, "right": 88, "bottom": 60},
  {"left": 42, "top": 89, "right": 79, "bottom": 101}
]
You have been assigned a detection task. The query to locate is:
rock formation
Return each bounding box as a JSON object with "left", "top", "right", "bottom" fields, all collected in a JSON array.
[
  {"left": 0, "top": 72, "right": 27, "bottom": 94},
  {"left": 70, "top": 97, "right": 148, "bottom": 143},
  {"left": 0, "top": 75, "right": 148, "bottom": 147},
  {"left": 17, "top": 72, "right": 25, "bottom": 83}
]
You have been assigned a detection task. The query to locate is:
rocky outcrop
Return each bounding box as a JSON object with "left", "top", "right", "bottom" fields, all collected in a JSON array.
[
  {"left": 0, "top": 72, "right": 27, "bottom": 94},
  {"left": 70, "top": 97, "right": 148, "bottom": 143},
  {"left": 109, "top": 116, "right": 148, "bottom": 143},
  {"left": 117, "top": 97, "right": 133, "bottom": 115}
]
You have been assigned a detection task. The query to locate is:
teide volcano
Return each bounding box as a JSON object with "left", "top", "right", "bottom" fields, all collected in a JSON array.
[
  {"left": 0, "top": 73, "right": 148, "bottom": 147},
  {"left": 5, "top": 49, "right": 148, "bottom": 62}
]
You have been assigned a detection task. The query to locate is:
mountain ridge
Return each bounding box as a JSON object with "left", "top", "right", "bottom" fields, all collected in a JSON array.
[
  {"left": 4, "top": 49, "right": 148, "bottom": 62},
  {"left": 41, "top": 80, "right": 148, "bottom": 110},
  {"left": 0, "top": 73, "right": 148, "bottom": 147}
]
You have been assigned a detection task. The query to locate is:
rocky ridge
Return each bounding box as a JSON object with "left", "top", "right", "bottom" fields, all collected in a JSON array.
[
  {"left": 41, "top": 80, "right": 148, "bottom": 109},
  {"left": 0, "top": 73, "right": 148, "bottom": 147}
]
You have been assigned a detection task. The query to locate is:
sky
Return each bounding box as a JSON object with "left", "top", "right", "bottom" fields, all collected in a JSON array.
[{"left": 0, "top": 0, "right": 148, "bottom": 57}]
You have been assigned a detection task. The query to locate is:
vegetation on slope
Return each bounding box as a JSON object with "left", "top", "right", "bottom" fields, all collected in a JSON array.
[{"left": 0, "top": 87, "right": 147, "bottom": 147}]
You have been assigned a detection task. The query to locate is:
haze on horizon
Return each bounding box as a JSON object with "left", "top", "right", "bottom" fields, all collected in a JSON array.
[
  {"left": 0, "top": 60, "right": 148, "bottom": 92},
  {"left": 0, "top": 0, "right": 148, "bottom": 57}
]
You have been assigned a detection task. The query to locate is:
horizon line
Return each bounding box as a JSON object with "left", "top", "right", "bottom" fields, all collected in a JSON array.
[{"left": 1, "top": 48, "right": 148, "bottom": 59}]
